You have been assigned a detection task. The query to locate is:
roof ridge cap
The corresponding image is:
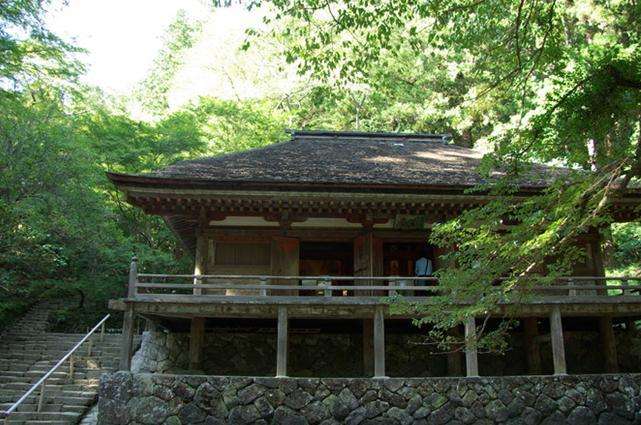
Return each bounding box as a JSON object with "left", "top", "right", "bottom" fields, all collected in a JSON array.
[{"left": 288, "top": 129, "right": 451, "bottom": 142}]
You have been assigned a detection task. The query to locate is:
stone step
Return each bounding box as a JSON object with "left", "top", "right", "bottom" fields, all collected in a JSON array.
[
  {"left": 0, "top": 380, "right": 101, "bottom": 390},
  {"left": 0, "top": 301, "right": 123, "bottom": 425},
  {"left": 0, "top": 393, "right": 97, "bottom": 406},
  {"left": 0, "top": 375, "right": 89, "bottom": 384},
  {"left": 0, "top": 411, "right": 82, "bottom": 422},
  {"left": 0, "top": 401, "right": 86, "bottom": 413},
  {"left": 0, "top": 371, "right": 95, "bottom": 380}
]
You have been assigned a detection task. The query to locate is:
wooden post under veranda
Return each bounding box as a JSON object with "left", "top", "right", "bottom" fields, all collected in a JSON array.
[
  {"left": 189, "top": 317, "right": 206, "bottom": 370},
  {"left": 464, "top": 316, "right": 479, "bottom": 377},
  {"left": 550, "top": 306, "right": 567, "bottom": 375},
  {"left": 373, "top": 306, "right": 386, "bottom": 378},
  {"left": 119, "top": 256, "right": 137, "bottom": 371},
  {"left": 276, "top": 306, "right": 288, "bottom": 377}
]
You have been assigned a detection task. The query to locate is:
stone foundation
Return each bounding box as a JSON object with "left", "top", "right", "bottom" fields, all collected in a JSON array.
[{"left": 98, "top": 372, "right": 641, "bottom": 424}]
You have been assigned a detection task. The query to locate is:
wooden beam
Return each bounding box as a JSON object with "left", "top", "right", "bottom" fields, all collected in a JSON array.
[
  {"left": 276, "top": 306, "right": 288, "bottom": 377},
  {"left": 550, "top": 306, "right": 567, "bottom": 375},
  {"left": 109, "top": 295, "right": 641, "bottom": 320},
  {"left": 189, "top": 317, "right": 205, "bottom": 370},
  {"left": 599, "top": 316, "right": 619, "bottom": 373},
  {"left": 119, "top": 305, "right": 135, "bottom": 371},
  {"left": 464, "top": 317, "right": 479, "bottom": 377},
  {"left": 523, "top": 318, "right": 542, "bottom": 375},
  {"left": 373, "top": 306, "right": 386, "bottom": 378}
]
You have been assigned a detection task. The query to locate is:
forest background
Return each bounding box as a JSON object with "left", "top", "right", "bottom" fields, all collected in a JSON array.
[{"left": 1, "top": 0, "right": 640, "bottom": 333}]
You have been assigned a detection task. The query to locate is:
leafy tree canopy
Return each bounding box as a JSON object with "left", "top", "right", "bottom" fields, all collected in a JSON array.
[{"left": 252, "top": 0, "right": 641, "bottom": 347}]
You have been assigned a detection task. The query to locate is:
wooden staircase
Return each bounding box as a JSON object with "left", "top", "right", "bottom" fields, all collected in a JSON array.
[{"left": 0, "top": 302, "right": 124, "bottom": 424}]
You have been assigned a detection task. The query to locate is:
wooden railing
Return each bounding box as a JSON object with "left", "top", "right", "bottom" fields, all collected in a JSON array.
[
  {"left": 125, "top": 259, "right": 641, "bottom": 300},
  {"left": 1, "top": 315, "right": 110, "bottom": 424}
]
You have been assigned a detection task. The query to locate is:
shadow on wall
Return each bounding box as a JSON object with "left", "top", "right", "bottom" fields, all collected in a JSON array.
[{"left": 131, "top": 324, "right": 641, "bottom": 377}]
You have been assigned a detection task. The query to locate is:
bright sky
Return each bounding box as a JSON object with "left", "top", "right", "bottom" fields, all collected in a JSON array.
[{"left": 46, "top": 0, "right": 211, "bottom": 95}]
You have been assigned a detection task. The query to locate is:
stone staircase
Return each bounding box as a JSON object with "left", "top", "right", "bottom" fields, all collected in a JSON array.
[{"left": 0, "top": 301, "right": 124, "bottom": 424}]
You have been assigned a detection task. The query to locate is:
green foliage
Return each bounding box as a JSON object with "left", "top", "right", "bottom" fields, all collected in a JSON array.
[
  {"left": 188, "top": 97, "right": 290, "bottom": 153},
  {"left": 0, "top": 87, "right": 197, "bottom": 330},
  {"left": 135, "top": 10, "right": 203, "bottom": 115},
  {"left": 609, "top": 223, "right": 641, "bottom": 276},
  {"left": 258, "top": 0, "right": 641, "bottom": 351},
  {"left": 0, "top": 0, "right": 83, "bottom": 89},
  {"left": 2, "top": 0, "right": 641, "bottom": 343}
]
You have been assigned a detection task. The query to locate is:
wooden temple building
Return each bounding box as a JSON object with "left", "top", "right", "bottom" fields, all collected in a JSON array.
[{"left": 107, "top": 130, "right": 641, "bottom": 379}]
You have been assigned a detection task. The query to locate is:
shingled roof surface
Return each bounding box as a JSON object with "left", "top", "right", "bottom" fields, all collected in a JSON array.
[{"left": 143, "top": 131, "right": 561, "bottom": 188}]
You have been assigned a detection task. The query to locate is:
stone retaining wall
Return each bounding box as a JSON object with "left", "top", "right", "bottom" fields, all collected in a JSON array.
[{"left": 98, "top": 372, "right": 641, "bottom": 424}]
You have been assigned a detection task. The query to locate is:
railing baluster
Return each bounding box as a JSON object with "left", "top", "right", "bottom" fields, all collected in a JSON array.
[
  {"left": 87, "top": 335, "right": 93, "bottom": 357},
  {"left": 259, "top": 278, "right": 267, "bottom": 296},
  {"left": 323, "top": 278, "right": 332, "bottom": 297},
  {"left": 68, "top": 355, "right": 74, "bottom": 381},
  {"left": 568, "top": 278, "right": 577, "bottom": 297},
  {"left": 37, "top": 380, "right": 46, "bottom": 412}
]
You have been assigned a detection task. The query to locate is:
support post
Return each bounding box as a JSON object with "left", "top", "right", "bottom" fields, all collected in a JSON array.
[
  {"left": 373, "top": 307, "right": 386, "bottom": 378},
  {"left": 276, "top": 306, "right": 288, "bottom": 377},
  {"left": 193, "top": 233, "right": 208, "bottom": 295},
  {"left": 189, "top": 317, "right": 206, "bottom": 370},
  {"left": 599, "top": 316, "right": 619, "bottom": 373},
  {"left": 464, "top": 317, "right": 479, "bottom": 377},
  {"left": 100, "top": 322, "right": 106, "bottom": 342},
  {"left": 127, "top": 256, "right": 138, "bottom": 298},
  {"left": 550, "top": 306, "right": 567, "bottom": 375},
  {"left": 119, "top": 304, "right": 135, "bottom": 371},
  {"left": 523, "top": 318, "right": 542, "bottom": 375}
]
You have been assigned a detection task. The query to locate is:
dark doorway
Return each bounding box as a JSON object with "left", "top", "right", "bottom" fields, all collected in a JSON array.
[
  {"left": 383, "top": 242, "right": 436, "bottom": 277},
  {"left": 299, "top": 242, "right": 354, "bottom": 295}
]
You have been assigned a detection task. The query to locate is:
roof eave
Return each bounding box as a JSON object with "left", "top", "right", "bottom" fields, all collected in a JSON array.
[{"left": 106, "top": 171, "right": 551, "bottom": 196}]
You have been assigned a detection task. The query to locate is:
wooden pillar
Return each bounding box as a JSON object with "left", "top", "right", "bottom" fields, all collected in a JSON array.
[
  {"left": 523, "top": 318, "right": 542, "bottom": 375},
  {"left": 189, "top": 317, "right": 205, "bottom": 370},
  {"left": 119, "top": 304, "right": 135, "bottom": 371},
  {"left": 550, "top": 306, "right": 567, "bottom": 375},
  {"left": 276, "top": 306, "right": 288, "bottom": 377},
  {"left": 373, "top": 307, "right": 386, "bottom": 378},
  {"left": 464, "top": 317, "right": 479, "bottom": 377},
  {"left": 599, "top": 316, "right": 619, "bottom": 373},
  {"left": 363, "top": 319, "right": 374, "bottom": 376},
  {"left": 446, "top": 327, "right": 463, "bottom": 376},
  {"left": 355, "top": 230, "right": 382, "bottom": 375},
  {"left": 193, "top": 233, "right": 208, "bottom": 295}
]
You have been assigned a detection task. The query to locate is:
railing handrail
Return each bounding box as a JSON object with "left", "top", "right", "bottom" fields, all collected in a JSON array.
[
  {"left": 1, "top": 314, "right": 111, "bottom": 420},
  {"left": 134, "top": 283, "right": 641, "bottom": 290},
  {"left": 138, "top": 274, "right": 440, "bottom": 280},
  {"left": 137, "top": 273, "right": 641, "bottom": 281}
]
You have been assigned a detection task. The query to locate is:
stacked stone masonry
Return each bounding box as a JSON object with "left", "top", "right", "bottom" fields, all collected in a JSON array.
[{"left": 98, "top": 372, "right": 641, "bottom": 425}]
